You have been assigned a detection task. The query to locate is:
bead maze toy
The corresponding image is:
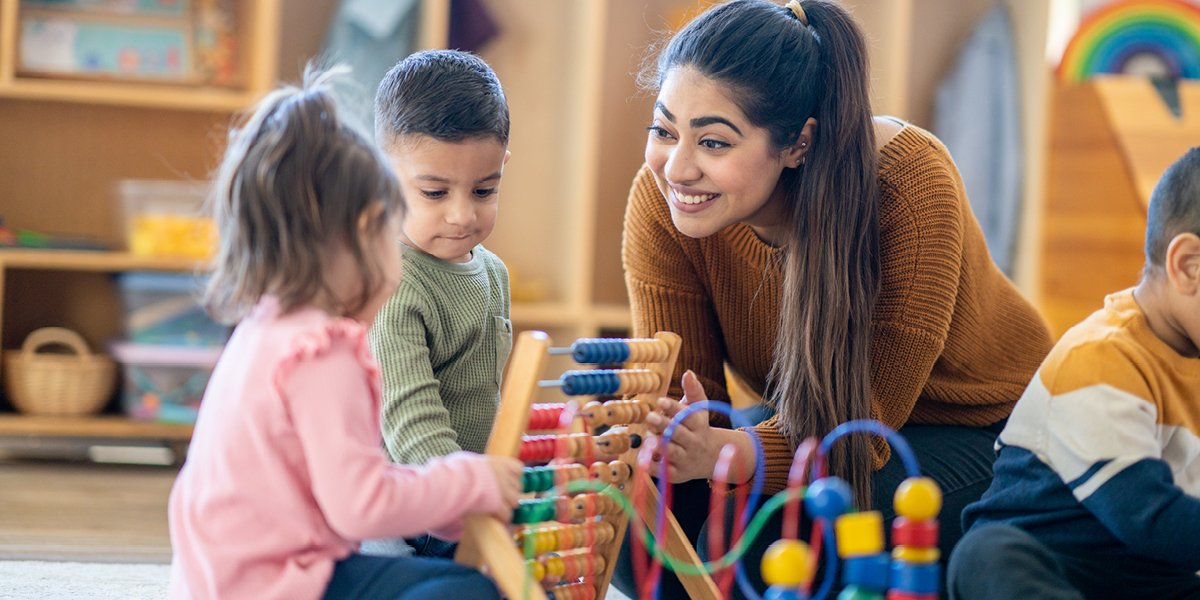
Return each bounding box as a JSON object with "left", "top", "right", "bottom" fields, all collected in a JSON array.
[
  {"left": 647, "top": 403, "right": 944, "bottom": 600},
  {"left": 455, "top": 331, "right": 721, "bottom": 600}
]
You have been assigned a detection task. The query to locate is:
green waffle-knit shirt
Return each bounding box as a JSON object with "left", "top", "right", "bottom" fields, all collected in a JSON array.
[{"left": 369, "top": 243, "right": 511, "bottom": 465}]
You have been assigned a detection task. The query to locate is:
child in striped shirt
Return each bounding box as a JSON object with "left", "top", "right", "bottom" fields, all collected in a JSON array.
[{"left": 949, "top": 148, "right": 1200, "bottom": 600}]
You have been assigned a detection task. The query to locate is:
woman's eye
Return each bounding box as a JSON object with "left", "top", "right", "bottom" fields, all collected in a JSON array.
[
  {"left": 700, "top": 139, "right": 730, "bottom": 150},
  {"left": 474, "top": 188, "right": 498, "bottom": 198},
  {"left": 646, "top": 125, "right": 673, "bottom": 139},
  {"left": 421, "top": 190, "right": 447, "bottom": 199}
]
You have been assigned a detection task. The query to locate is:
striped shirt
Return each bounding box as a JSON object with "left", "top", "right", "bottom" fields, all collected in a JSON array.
[{"left": 963, "top": 288, "right": 1200, "bottom": 569}]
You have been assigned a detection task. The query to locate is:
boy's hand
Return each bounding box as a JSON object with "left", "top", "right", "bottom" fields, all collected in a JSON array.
[{"left": 485, "top": 456, "right": 523, "bottom": 520}]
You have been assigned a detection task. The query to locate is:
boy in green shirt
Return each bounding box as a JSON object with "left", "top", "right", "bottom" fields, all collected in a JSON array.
[{"left": 365, "top": 50, "right": 512, "bottom": 558}]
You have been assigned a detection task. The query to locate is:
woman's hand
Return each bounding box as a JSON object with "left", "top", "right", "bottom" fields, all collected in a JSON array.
[{"left": 644, "top": 371, "right": 721, "bottom": 483}]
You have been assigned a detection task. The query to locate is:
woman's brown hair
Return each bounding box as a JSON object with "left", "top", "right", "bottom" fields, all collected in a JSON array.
[
  {"left": 205, "top": 68, "right": 404, "bottom": 324},
  {"left": 643, "top": 0, "right": 880, "bottom": 507}
]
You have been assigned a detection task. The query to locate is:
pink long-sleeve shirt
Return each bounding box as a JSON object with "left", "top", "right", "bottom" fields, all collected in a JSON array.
[{"left": 168, "top": 298, "right": 503, "bottom": 599}]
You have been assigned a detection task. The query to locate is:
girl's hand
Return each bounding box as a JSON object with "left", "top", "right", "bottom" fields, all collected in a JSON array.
[
  {"left": 644, "top": 371, "right": 720, "bottom": 483},
  {"left": 485, "top": 456, "right": 523, "bottom": 520}
]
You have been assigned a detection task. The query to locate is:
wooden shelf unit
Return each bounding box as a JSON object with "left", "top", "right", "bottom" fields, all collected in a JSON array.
[
  {"left": 0, "top": 414, "right": 192, "bottom": 441},
  {"left": 0, "top": 250, "right": 207, "bottom": 440},
  {"left": 0, "top": 0, "right": 281, "bottom": 112}
]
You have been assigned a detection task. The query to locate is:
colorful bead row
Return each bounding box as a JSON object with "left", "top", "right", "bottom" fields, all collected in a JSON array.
[
  {"left": 528, "top": 403, "right": 567, "bottom": 431},
  {"left": 515, "top": 521, "right": 617, "bottom": 555},
  {"left": 579, "top": 399, "right": 652, "bottom": 427},
  {"left": 518, "top": 432, "right": 640, "bottom": 463},
  {"left": 522, "top": 464, "right": 589, "bottom": 493},
  {"left": 511, "top": 493, "right": 622, "bottom": 524},
  {"left": 546, "top": 580, "right": 597, "bottom": 600},
  {"left": 567, "top": 338, "right": 670, "bottom": 364},
  {"left": 526, "top": 552, "right": 608, "bottom": 583},
  {"left": 559, "top": 369, "right": 661, "bottom": 396}
]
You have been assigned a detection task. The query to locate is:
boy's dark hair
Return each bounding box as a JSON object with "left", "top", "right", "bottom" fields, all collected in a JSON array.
[
  {"left": 205, "top": 68, "right": 403, "bottom": 324},
  {"left": 1145, "top": 147, "right": 1200, "bottom": 272},
  {"left": 374, "top": 50, "right": 509, "bottom": 148}
]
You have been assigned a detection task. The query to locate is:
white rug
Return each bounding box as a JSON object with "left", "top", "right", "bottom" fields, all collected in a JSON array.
[
  {"left": 0, "top": 560, "right": 634, "bottom": 599},
  {"left": 0, "top": 561, "right": 169, "bottom": 600}
]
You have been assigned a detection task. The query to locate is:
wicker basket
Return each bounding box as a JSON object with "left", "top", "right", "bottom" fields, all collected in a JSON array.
[{"left": 3, "top": 327, "right": 116, "bottom": 417}]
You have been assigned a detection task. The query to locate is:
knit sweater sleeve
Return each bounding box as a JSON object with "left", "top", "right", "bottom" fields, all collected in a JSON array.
[
  {"left": 622, "top": 165, "right": 732, "bottom": 416},
  {"left": 369, "top": 276, "right": 461, "bottom": 465}
]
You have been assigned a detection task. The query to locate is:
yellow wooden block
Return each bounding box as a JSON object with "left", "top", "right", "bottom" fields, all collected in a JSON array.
[{"left": 835, "top": 511, "right": 884, "bottom": 558}]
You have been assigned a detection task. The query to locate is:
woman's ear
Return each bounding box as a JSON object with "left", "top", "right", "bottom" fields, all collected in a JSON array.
[
  {"left": 1165, "top": 232, "right": 1200, "bottom": 295},
  {"left": 783, "top": 118, "right": 818, "bottom": 168}
]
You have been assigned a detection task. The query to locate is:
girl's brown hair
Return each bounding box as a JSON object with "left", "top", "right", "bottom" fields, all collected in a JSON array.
[
  {"left": 643, "top": 0, "right": 880, "bottom": 507},
  {"left": 205, "top": 69, "right": 404, "bottom": 324}
]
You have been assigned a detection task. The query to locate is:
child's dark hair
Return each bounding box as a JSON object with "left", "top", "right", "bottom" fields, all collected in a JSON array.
[
  {"left": 641, "top": 0, "right": 879, "bottom": 507},
  {"left": 374, "top": 49, "right": 509, "bottom": 148},
  {"left": 1145, "top": 147, "right": 1200, "bottom": 274},
  {"left": 205, "top": 68, "right": 403, "bottom": 323}
]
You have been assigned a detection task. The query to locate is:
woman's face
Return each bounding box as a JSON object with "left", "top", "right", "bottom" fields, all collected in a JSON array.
[{"left": 644, "top": 67, "right": 796, "bottom": 243}]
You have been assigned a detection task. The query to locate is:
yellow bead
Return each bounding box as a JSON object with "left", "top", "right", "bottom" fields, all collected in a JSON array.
[
  {"left": 760, "top": 539, "right": 813, "bottom": 587},
  {"left": 892, "top": 545, "right": 940, "bottom": 564},
  {"left": 834, "top": 511, "right": 885, "bottom": 558},
  {"left": 528, "top": 560, "right": 545, "bottom": 582},
  {"left": 894, "top": 477, "right": 943, "bottom": 521}
]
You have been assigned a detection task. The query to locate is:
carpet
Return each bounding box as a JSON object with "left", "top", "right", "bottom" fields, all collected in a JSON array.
[
  {"left": 0, "top": 561, "right": 169, "bottom": 600},
  {"left": 0, "top": 561, "right": 635, "bottom": 599}
]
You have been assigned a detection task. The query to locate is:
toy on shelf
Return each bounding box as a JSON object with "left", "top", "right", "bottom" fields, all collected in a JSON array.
[{"left": 455, "top": 331, "right": 721, "bottom": 600}]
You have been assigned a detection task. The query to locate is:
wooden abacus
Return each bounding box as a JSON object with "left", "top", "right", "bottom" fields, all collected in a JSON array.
[{"left": 455, "top": 331, "right": 720, "bottom": 600}]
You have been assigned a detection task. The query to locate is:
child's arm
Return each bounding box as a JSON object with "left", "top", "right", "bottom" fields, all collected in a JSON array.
[
  {"left": 1039, "top": 349, "right": 1200, "bottom": 570},
  {"left": 280, "top": 330, "right": 503, "bottom": 541},
  {"left": 370, "top": 290, "right": 461, "bottom": 465}
]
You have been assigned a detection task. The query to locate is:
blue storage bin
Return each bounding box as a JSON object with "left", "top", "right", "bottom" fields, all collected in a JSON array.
[{"left": 116, "top": 272, "right": 229, "bottom": 346}]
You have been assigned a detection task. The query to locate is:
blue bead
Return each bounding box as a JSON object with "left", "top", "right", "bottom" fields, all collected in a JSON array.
[
  {"left": 805, "top": 477, "right": 853, "bottom": 519},
  {"left": 889, "top": 560, "right": 940, "bottom": 594},
  {"left": 764, "top": 585, "right": 808, "bottom": 600},
  {"left": 842, "top": 553, "right": 889, "bottom": 591},
  {"left": 571, "top": 339, "right": 630, "bottom": 364}
]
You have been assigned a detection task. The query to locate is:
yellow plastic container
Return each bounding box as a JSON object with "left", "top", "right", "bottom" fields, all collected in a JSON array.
[{"left": 119, "top": 179, "right": 215, "bottom": 260}]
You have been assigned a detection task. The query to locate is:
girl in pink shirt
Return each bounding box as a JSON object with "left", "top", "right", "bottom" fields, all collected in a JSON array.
[{"left": 167, "top": 70, "right": 523, "bottom": 600}]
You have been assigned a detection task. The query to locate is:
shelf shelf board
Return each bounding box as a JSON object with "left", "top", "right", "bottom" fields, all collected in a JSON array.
[
  {"left": 0, "top": 78, "right": 258, "bottom": 112},
  {"left": 0, "top": 249, "right": 203, "bottom": 272},
  {"left": 0, "top": 414, "right": 192, "bottom": 441}
]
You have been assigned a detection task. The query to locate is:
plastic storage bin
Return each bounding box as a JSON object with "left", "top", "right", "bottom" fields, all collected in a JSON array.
[
  {"left": 117, "top": 179, "right": 215, "bottom": 260},
  {"left": 116, "top": 272, "right": 229, "bottom": 346},
  {"left": 110, "top": 342, "right": 223, "bottom": 424}
]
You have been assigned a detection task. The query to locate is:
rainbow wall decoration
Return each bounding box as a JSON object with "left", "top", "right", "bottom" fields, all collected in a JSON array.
[{"left": 1059, "top": 0, "right": 1200, "bottom": 82}]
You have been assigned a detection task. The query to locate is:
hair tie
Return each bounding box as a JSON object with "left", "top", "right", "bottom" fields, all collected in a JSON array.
[{"left": 785, "top": 0, "right": 809, "bottom": 26}]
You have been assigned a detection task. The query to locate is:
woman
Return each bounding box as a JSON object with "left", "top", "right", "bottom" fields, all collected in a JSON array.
[{"left": 614, "top": 0, "right": 1052, "bottom": 597}]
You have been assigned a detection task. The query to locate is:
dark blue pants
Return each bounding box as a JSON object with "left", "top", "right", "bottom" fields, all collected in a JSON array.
[
  {"left": 613, "top": 421, "right": 1004, "bottom": 600},
  {"left": 949, "top": 523, "right": 1200, "bottom": 600},
  {"left": 322, "top": 553, "right": 500, "bottom": 600}
]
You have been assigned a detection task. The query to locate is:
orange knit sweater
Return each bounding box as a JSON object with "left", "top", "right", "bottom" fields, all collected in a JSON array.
[{"left": 622, "top": 125, "right": 1052, "bottom": 494}]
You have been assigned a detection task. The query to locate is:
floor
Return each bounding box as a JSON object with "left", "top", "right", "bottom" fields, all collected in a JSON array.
[{"left": 0, "top": 459, "right": 175, "bottom": 563}]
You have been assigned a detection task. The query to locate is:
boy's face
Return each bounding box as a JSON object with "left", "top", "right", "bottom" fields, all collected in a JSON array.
[{"left": 386, "top": 135, "right": 509, "bottom": 263}]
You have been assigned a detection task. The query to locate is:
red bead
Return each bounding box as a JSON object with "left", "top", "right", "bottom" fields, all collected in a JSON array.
[
  {"left": 892, "top": 516, "right": 939, "bottom": 547},
  {"left": 887, "top": 592, "right": 937, "bottom": 600}
]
